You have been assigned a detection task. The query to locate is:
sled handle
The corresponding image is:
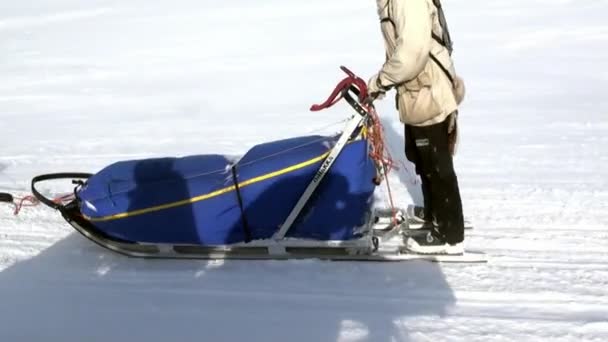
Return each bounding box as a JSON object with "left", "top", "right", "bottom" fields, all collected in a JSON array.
[
  {"left": 310, "top": 66, "right": 369, "bottom": 112},
  {"left": 31, "top": 173, "right": 93, "bottom": 210},
  {"left": 342, "top": 85, "right": 371, "bottom": 117}
]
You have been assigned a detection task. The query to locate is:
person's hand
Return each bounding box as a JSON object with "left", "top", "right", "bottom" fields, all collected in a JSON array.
[
  {"left": 453, "top": 75, "right": 466, "bottom": 105},
  {"left": 363, "top": 92, "right": 384, "bottom": 106},
  {"left": 447, "top": 112, "right": 459, "bottom": 156},
  {"left": 366, "top": 74, "right": 387, "bottom": 105}
]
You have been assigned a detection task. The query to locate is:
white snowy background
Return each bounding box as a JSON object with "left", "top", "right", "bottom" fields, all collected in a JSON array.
[{"left": 1, "top": 0, "right": 607, "bottom": 341}]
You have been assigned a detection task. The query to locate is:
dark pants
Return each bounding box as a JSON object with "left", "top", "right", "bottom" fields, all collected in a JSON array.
[{"left": 404, "top": 118, "right": 464, "bottom": 244}]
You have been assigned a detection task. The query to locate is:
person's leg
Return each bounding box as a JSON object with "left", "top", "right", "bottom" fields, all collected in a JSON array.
[
  {"left": 409, "top": 119, "right": 464, "bottom": 245},
  {"left": 404, "top": 124, "right": 433, "bottom": 222},
  {"left": 420, "top": 174, "right": 433, "bottom": 221}
]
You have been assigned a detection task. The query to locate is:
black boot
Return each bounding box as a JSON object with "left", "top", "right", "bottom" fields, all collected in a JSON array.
[{"left": 405, "top": 228, "right": 464, "bottom": 255}]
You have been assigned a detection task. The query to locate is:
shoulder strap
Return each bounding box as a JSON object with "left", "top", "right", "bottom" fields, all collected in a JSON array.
[
  {"left": 432, "top": 0, "right": 453, "bottom": 55},
  {"left": 429, "top": 0, "right": 456, "bottom": 86},
  {"left": 429, "top": 54, "right": 455, "bottom": 85}
]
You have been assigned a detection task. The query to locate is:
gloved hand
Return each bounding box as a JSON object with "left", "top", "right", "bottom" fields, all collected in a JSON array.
[
  {"left": 363, "top": 92, "right": 384, "bottom": 106},
  {"left": 365, "top": 74, "right": 388, "bottom": 105}
]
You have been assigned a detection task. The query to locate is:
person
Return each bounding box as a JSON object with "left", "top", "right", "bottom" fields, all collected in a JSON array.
[{"left": 366, "top": 0, "right": 466, "bottom": 254}]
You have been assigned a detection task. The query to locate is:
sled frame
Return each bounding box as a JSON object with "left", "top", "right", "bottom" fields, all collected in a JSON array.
[{"left": 62, "top": 204, "right": 486, "bottom": 263}]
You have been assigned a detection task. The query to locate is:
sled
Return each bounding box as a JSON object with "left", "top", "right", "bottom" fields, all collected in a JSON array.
[{"left": 30, "top": 67, "right": 486, "bottom": 263}]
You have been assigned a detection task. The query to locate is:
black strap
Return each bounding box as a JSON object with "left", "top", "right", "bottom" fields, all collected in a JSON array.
[
  {"left": 380, "top": 18, "right": 394, "bottom": 25},
  {"left": 432, "top": 33, "right": 445, "bottom": 47},
  {"left": 433, "top": 0, "right": 454, "bottom": 55},
  {"left": 231, "top": 165, "right": 252, "bottom": 243},
  {"left": 429, "top": 53, "right": 455, "bottom": 85},
  {"left": 0, "top": 193, "right": 14, "bottom": 203},
  {"left": 31, "top": 173, "right": 92, "bottom": 211},
  {"left": 431, "top": 0, "right": 456, "bottom": 85}
]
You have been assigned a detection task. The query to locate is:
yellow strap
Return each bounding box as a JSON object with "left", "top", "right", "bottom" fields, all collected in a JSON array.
[{"left": 85, "top": 152, "right": 329, "bottom": 222}]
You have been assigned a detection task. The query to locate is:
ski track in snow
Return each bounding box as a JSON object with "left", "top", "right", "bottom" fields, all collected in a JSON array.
[{"left": 1, "top": 0, "right": 607, "bottom": 341}]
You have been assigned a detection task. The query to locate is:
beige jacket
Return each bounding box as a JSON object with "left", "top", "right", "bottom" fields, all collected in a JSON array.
[{"left": 371, "top": 0, "right": 465, "bottom": 126}]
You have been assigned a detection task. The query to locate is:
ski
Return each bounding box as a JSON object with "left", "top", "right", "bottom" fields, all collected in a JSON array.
[
  {"left": 393, "top": 251, "right": 486, "bottom": 263},
  {"left": 63, "top": 204, "right": 486, "bottom": 263}
]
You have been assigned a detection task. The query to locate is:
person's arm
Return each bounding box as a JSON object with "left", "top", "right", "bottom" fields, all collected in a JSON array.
[{"left": 369, "top": 0, "right": 433, "bottom": 93}]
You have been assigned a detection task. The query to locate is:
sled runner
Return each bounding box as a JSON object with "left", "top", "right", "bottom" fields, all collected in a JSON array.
[{"left": 29, "top": 67, "right": 486, "bottom": 263}]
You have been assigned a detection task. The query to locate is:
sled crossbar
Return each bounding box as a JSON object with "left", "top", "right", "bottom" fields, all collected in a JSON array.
[
  {"left": 274, "top": 113, "right": 366, "bottom": 240},
  {"left": 274, "top": 85, "right": 370, "bottom": 240}
]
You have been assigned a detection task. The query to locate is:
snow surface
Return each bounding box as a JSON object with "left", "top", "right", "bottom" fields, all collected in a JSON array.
[{"left": 1, "top": 0, "right": 608, "bottom": 341}]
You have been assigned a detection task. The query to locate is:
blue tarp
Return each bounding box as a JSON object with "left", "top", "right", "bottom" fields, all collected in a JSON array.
[{"left": 78, "top": 135, "right": 377, "bottom": 245}]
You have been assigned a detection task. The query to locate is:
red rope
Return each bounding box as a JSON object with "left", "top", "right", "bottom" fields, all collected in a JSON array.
[
  {"left": 12, "top": 195, "right": 39, "bottom": 215},
  {"left": 365, "top": 105, "right": 396, "bottom": 175},
  {"left": 363, "top": 104, "right": 399, "bottom": 224},
  {"left": 11, "top": 193, "right": 75, "bottom": 215}
]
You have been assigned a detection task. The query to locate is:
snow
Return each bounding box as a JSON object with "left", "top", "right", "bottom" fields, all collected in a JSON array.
[{"left": 1, "top": 0, "right": 607, "bottom": 341}]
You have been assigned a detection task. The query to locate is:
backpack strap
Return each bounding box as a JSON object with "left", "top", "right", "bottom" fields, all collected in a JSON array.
[
  {"left": 429, "top": 0, "right": 457, "bottom": 87},
  {"left": 429, "top": 53, "right": 455, "bottom": 85},
  {"left": 432, "top": 0, "right": 454, "bottom": 55}
]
